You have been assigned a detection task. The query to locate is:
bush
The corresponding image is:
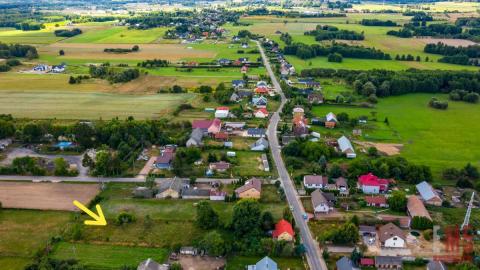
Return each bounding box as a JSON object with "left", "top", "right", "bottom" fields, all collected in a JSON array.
[
  {"left": 411, "top": 216, "right": 433, "bottom": 230},
  {"left": 422, "top": 229, "right": 433, "bottom": 241},
  {"left": 115, "top": 212, "right": 136, "bottom": 225},
  {"left": 327, "top": 53, "right": 343, "bottom": 63},
  {"left": 6, "top": 59, "right": 21, "bottom": 66}
]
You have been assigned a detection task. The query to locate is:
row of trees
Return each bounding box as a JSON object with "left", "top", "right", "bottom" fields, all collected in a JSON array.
[
  {"left": 360, "top": 19, "right": 397, "bottom": 26},
  {"left": 89, "top": 65, "right": 140, "bottom": 83},
  {"left": 449, "top": 89, "right": 480, "bottom": 103},
  {"left": 443, "top": 163, "right": 479, "bottom": 189},
  {"left": 137, "top": 59, "right": 169, "bottom": 68},
  {"left": 54, "top": 28, "right": 82, "bottom": 37},
  {"left": 304, "top": 25, "right": 364, "bottom": 41},
  {"left": 0, "top": 58, "right": 22, "bottom": 72},
  {"left": 103, "top": 45, "right": 139, "bottom": 54},
  {"left": 0, "top": 42, "right": 38, "bottom": 59},
  {"left": 284, "top": 42, "right": 390, "bottom": 60},
  {"left": 300, "top": 68, "right": 480, "bottom": 98}
]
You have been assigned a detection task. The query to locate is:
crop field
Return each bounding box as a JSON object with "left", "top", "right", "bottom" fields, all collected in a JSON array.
[
  {"left": 312, "top": 94, "right": 480, "bottom": 180},
  {"left": 0, "top": 87, "right": 196, "bottom": 120},
  {"left": 0, "top": 27, "right": 64, "bottom": 44},
  {"left": 61, "top": 26, "right": 169, "bottom": 44},
  {"left": 52, "top": 242, "right": 169, "bottom": 269},
  {"left": 0, "top": 182, "right": 99, "bottom": 211},
  {"left": 0, "top": 210, "right": 71, "bottom": 268}
]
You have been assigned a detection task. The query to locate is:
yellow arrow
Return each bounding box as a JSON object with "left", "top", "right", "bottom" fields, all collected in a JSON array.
[{"left": 73, "top": 200, "right": 107, "bottom": 226}]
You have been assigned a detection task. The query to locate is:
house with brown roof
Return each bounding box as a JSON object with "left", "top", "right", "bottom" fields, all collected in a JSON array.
[
  {"left": 303, "top": 175, "right": 328, "bottom": 189},
  {"left": 209, "top": 161, "right": 231, "bottom": 172},
  {"left": 375, "top": 256, "right": 402, "bottom": 270},
  {"left": 308, "top": 93, "right": 324, "bottom": 104},
  {"left": 192, "top": 118, "right": 222, "bottom": 134},
  {"left": 335, "top": 177, "right": 349, "bottom": 195},
  {"left": 365, "top": 196, "right": 389, "bottom": 208},
  {"left": 235, "top": 178, "right": 262, "bottom": 199},
  {"left": 378, "top": 223, "right": 406, "bottom": 248},
  {"left": 407, "top": 195, "right": 432, "bottom": 220}
]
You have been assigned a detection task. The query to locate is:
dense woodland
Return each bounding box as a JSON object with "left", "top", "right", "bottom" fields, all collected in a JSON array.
[
  {"left": 89, "top": 64, "right": 140, "bottom": 83},
  {"left": 283, "top": 42, "right": 391, "bottom": 60},
  {"left": 424, "top": 42, "right": 480, "bottom": 66},
  {"left": 304, "top": 25, "right": 364, "bottom": 41},
  {"left": 301, "top": 68, "right": 480, "bottom": 97},
  {"left": 0, "top": 42, "right": 38, "bottom": 59}
]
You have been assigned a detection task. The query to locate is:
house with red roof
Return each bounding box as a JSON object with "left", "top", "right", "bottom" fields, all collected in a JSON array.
[
  {"left": 357, "top": 173, "right": 389, "bottom": 194},
  {"left": 255, "top": 86, "right": 269, "bottom": 95},
  {"left": 241, "top": 65, "right": 249, "bottom": 73},
  {"left": 214, "top": 132, "right": 229, "bottom": 141},
  {"left": 365, "top": 195, "right": 389, "bottom": 208},
  {"left": 272, "top": 219, "right": 295, "bottom": 242},
  {"left": 192, "top": 118, "right": 221, "bottom": 134},
  {"left": 215, "top": 107, "right": 229, "bottom": 118},
  {"left": 254, "top": 108, "right": 269, "bottom": 118},
  {"left": 360, "top": 258, "right": 375, "bottom": 267}
]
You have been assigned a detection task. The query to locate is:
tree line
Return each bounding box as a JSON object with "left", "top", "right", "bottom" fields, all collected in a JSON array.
[
  {"left": 300, "top": 68, "right": 480, "bottom": 98},
  {"left": 284, "top": 42, "right": 390, "bottom": 60},
  {"left": 54, "top": 28, "right": 82, "bottom": 37},
  {"left": 89, "top": 64, "right": 140, "bottom": 83},
  {"left": 360, "top": 19, "right": 397, "bottom": 27},
  {"left": 304, "top": 25, "right": 364, "bottom": 41},
  {"left": 424, "top": 42, "right": 480, "bottom": 66},
  {"left": 0, "top": 42, "right": 38, "bottom": 59}
]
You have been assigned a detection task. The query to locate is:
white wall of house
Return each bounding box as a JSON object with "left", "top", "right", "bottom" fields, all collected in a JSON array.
[
  {"left": 384, "top": 236, "right": 405, "bottom": 248},
  {"left": 362, "top": 185, "right": 380, "bottom": 194},
  {"left": 314, "top": 203, "right": 330, "bottom": 213},
  {"left": 305, "top": 183, "right": 324, "bottom": 189}
]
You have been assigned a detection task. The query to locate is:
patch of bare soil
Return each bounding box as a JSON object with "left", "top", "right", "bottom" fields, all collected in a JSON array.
[
  {"left": 355, "top": 141, "right": 403, "bottom": 156},
  {"left": 0, "top": 182, "right": 99, "bottom": 211},
  {"left": 417, "top": 37, "right": 477, "bottom": 47},
  {"left": 175, "top": 255, "right": 226, "bottom": 270}
]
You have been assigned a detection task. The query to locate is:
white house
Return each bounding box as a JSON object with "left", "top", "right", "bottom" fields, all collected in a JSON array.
[
  {"left": 337, "top": 136, "right": 356, "bottom": 158},
  {"left": 311, "top": 189, "right": 332, "bottom": 216},
  {"left": 303, "top": 175, "right": 328, "bottom": 189},
  {"left": 379, "top": 223, "right": 406, "bottom": 248},
  {"left": 254, "top": 108, "right": 269, "bottom": 118},
  {"left": 215, "top": 107, "right": 229, "bottom": 118}
]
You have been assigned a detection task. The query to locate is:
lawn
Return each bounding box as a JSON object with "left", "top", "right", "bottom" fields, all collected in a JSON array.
[
  {"left": 226, "top": 256, "right": 305, "bottom": 270},
  {"left": 311, "top": 94, "right": 480, "bottom": 180},
  {"left": 52, "top": 242, "right": 169, "bottom": 269},
  {"left": 0, "top": 209, "right": 71, "bottom": 266}
]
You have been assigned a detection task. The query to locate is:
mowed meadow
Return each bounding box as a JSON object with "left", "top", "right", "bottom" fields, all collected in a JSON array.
[
  {"left": 235, "top": 14, "right": 480, "bottom": 71},
  {"left": 311, "top": 94, "right": 480, "bottom": 180}
]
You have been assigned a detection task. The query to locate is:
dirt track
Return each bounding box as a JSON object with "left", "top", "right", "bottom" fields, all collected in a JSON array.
[{"left": 0, "top": 182, "right": 99, "bottom": 211}]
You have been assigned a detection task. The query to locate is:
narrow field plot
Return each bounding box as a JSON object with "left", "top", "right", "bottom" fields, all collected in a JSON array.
[
  {"left": 0, "top": 90, "right": 195, "bottom": 120},
  {"left": 0, "top": 182, "right": 99, "bottom": 211},
  {"left": 40, "top": 43, "right": 216, "bottom": 61},
  {"left": 416, "top": 37, "right": 478, "bottom": 47},
  {"left": 0, "top": 29, "right": 63, "bottom": 44},
  {"left": 52, "top": 242, "right": 169, "bottom": 269},
  {"left": 61, "top": 26, "right": 169, "bottom": 44}
]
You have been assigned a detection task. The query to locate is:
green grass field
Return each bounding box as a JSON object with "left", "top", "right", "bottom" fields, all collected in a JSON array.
[
  {"left": 312, "top": 94, "right": 480, "bottom": 180},
  {"left": 0, "top": 209, "right": 72, "bottom": 268},
  {"left": 0, "top": 27, "right": 64, "bottom": 44},
  {"left": 52, "top": 242, "right": 169, "bottom": 269}
]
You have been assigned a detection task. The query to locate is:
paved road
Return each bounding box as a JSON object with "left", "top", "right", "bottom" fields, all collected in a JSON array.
[{"left": 257, "top": 41, "right": 327, "bottom": 270}]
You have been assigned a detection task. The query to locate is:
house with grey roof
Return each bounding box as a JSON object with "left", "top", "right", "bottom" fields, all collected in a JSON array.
[
  {"left": 182, "top": 188, "right": 210, "bottom": 199},
  {"left": 416, "top": 181, "right": 443, "bottom": 206},
  {"left": 246, "top": 128, "right": 266, "bottom": 138},
  {"left": 156, "top": 178, "right": 188, "bottom": 199},
  {"left": 337, "top": 136, "right": 356, "bottom": 158},
  {"left": 427, "top": 261, "right": 447, "bottom": 270},
  {"left": 311, "top": 189, "right": 332, "bottom": 217},
  {"left": 247, "top": 256, "right": 278, "bottom": 270},
  {"left": 137, "top": 258, "right": 169, "bottom": 270},
  {"left": 250, "top": 137, "right": 269, "bottom": 151},
  {"left": 186, "top": 128, "right": 204, "bottom": 147},
  {"left": 375, "top": 256, "right": 402, "bottom": 270},
  {"left": 336, "top": 256, "right": 358, "bottom": 270}
]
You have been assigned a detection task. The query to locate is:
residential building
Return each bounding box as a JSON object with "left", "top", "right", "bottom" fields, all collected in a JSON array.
[
  {"left": 250, "top": 137, "right": 269, "bottom": 151},
  {"left": 154, "top": 150, "right": 174, "bottom": 169},
  {"left": 214, "top": 132, "right": 229, "bottom": 141},
  {"left": 375, "top": 256, "right": 403, "bottom": 270},
  {"left": 336, "top": 256, "right": 357, "bottom": 270},
  {"left": 133, "top": 187, "right": 154, "bottom": 199},
  {"left": 231, "top": 79, "right": 245, "bottom": 88},
  {"left": 357, "top": 173, "right": 389, "bottom": 194},
  {"left": 325, "top": 112, "right": 338, "bottom": 128},
  {"left": 337, "top": 136, "right": 356, "bottom": 158},
  {"left": 247, "top": 128, "right": 266, "bottom": 138},
  {"left": 272, "top": 219, "right": 295, "bottom": 241},
  {"left": 180, "top": 247, "right": 198, "bottom": 255},
  {"left": 312, "top": 189, "right": 333, "bottom": 216},
  {"left": 254, "top": 108, "right": 269, "bottom": 118},
  {"left": 235, "top": 178, "right": 262, "bottom": 199},
  {"left": 292, "top": 107, "right": 308, "bottom": 137},
  {"left": 416, "top": 181, "right": 443, "bottom": 206},
  {"left": 359, "top": 225, "right": 376, "bottom": 237},
  {"left": 360, "top": 258, "right": 375, "bottom": 268},
  {"left": 247, "top": 256, "right": 278, "bottom": 270},
  {"left": 156, "top": 178, "right": 187, "bottom": 199},
  {"left": 303, "top": 175, "right": 328, "bottom": 189},
  {"left": 224, "top": 122, "right": 246, "bottom": 130},
  {"left": 192, "top": 119, "right": 221, "bottom": 134},
  {"left": 308, "top": 93, "right": 324, "bottom": 104},
  {"left": 378, "top": 223, "right": 406, "bottom": 248},
  {"left": 255, "top": 86, "right": 269, "bottom": 95},
  {"left": 215, "top": 107, "right": 229, "bottom": 118},
  {"left": 186, "top": 128, "right": 204, "bottom": 147},
  {"left": 407, "top": 195, "right": 432, "bottom": 220},
  {"left": 365, "top": 196, "right": 389, "bottom": 208},
  {"left": 209, "top": 161, "right": 231, "bottom": 172},
  {"left": 335, "top": 177, "right": 349, "bottom": 195}
]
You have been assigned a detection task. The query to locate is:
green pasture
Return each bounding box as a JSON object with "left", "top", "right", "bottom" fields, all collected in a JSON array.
[
  {"left": 311, "top": 94, "right": 480, "bottom": 179},
  {"left": 0, "top": 28, "right": 63, "bottom": 44},
  {"left": 52, "top": 242, "right": 169, "bottom": 269},
  {"left": 62, "top": 26, "right": 169, "bottom": 44}
]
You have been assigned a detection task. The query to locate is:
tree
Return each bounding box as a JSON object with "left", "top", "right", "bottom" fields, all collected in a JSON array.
[
  {"left": 0, "top": 119, "right": 15, "bottom": 139},
  {"left": 388, "top": 191, "right": 407, "bottom": 212},
  {"left": 82, "top": 153, "right": 94, "bottom": 169},
  {"left": 362, "top": 82, "right": 377, "bottom": 96},
  {"left": 329, "top": 222, "right": 359, "bottom": 245},
  {"left": 261, "top": 211, "right": 275, "bottom": 231},
  {"left": 367, "top": 147, "right": 378, "bottom": 157},
  {"left": 464, "top": 163, "right": 479, "bottom": 179},
  {"left": 411, "top": 216, "right": 433, "bottom": 230},
  {"left": 337, "top": 112, "right": 349, "bottom": 122},
  {"left": 199, "top": 231, "right": 226, "bottom": 256},
  {"left": 145, "top": 174, "right": 156, "bottom": 189},
  {"left": 59, "top": 49, "right": 65, "bottom": 56},
  {"left": 115, "top": 212, "right": 136, "bottom": 225},
  {"left": 170, "top": 262, "right": 182, "bottom": 270},
  {"left": 69, "top": 76, "right": 76, "bottom": 84},
  {"left": 283, "top": 206, "right": 294, "bottom": 225},
  {"left": 132, "top": 45, "right": 140, "bottom": 52},
  {"left": 350, "top": 247, "right": 362, "bottom": 267},
  {"left": 328, "top": 163, "right": 343, "bottom": 178},
  {"left": 54, "top": 157, "right": 70, "bottom": 176},
  {"left": 196, "top": 201, "right": 219, "bottom": 230},
  {"left": 232, "top": 199, "right": 262, "bottom": 238}
]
